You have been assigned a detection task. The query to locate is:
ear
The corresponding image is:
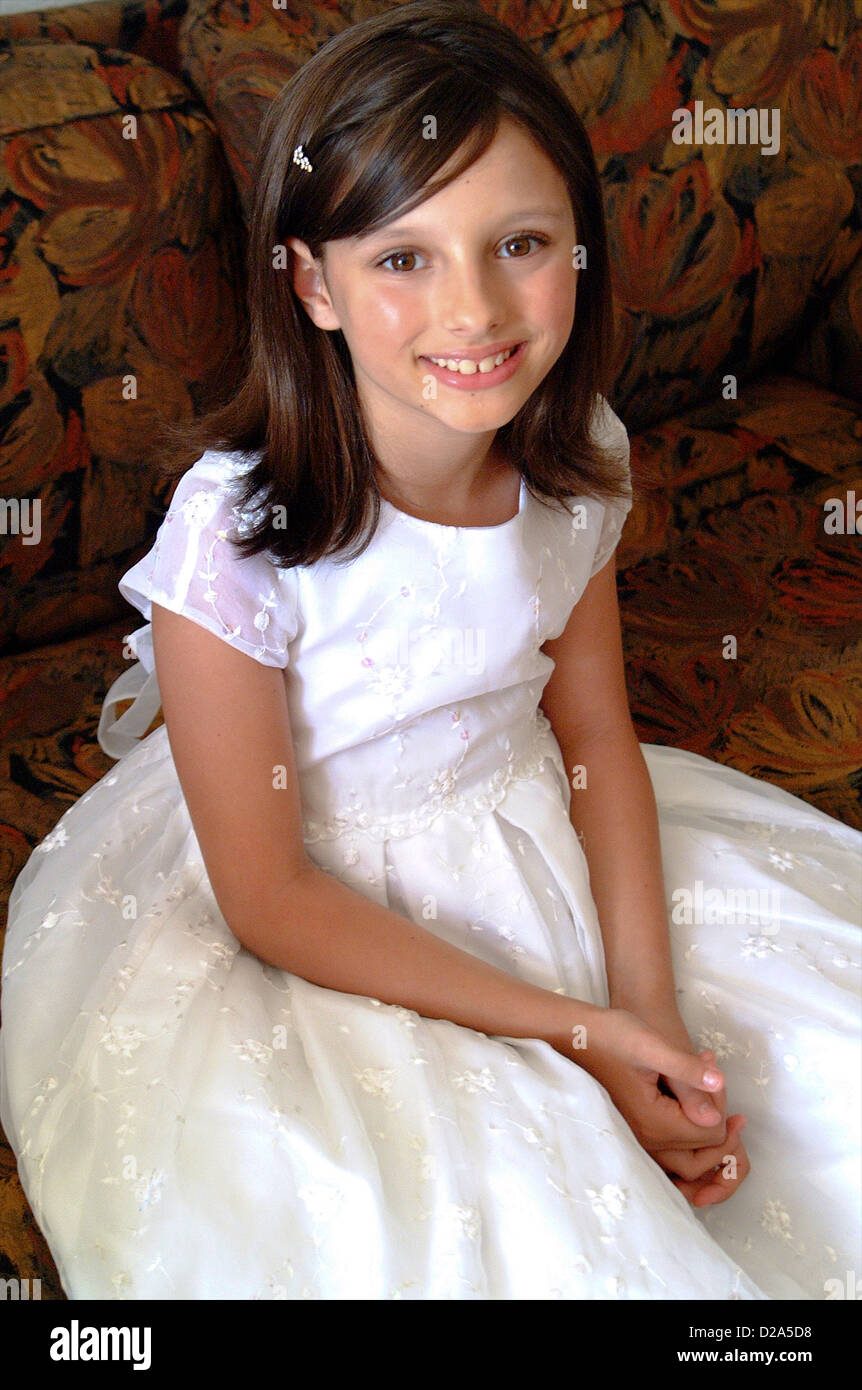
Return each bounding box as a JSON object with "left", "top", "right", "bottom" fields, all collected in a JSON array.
[{"left": 286, "top": 236, "right": 341, "bottom": 331}]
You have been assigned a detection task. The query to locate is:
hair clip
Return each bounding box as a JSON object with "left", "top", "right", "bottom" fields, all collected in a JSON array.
[{"left": 293, "top": 143, "right": 313, "bottom": 173}]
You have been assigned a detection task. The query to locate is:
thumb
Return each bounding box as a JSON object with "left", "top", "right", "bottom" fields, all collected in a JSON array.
[
  {"left": 634, "top": 1026, "right": 725, "bottom": 1097},
  {"left": 667, "top": 1049, "right": 725, "bottom": 1127}
]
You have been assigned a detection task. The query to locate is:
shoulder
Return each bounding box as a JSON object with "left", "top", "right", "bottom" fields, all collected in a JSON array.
[
  {"left": 557, "top": 395, "right": 632, "bottom": 520},
  {"left": 165, "top": 448, "right": 265, "bottom": 533},
  {"left": 533, "top": 396, "right": 632, "bottom": 581},
  {"left": 590, "top": 394, "right": 630, "bottom": 461},
  {"left": 120, "top": 446, "right": 299, "bottom": 670}
]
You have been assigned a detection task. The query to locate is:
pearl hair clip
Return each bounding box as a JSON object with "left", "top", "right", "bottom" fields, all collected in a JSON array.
[{"left": 293, "top": 143, "right": 313, "bottom": 172}]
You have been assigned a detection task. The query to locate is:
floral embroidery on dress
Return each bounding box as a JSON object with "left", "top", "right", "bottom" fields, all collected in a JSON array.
[
  {"left": 3, "top": 408, "right": 859, "bottom": 1303},
  {"left": 99, "top": 1023, "right": 148, "bottom": 1059},
  {"left": 587, "top": 1183, "right": 630, "bottom": 1222}
]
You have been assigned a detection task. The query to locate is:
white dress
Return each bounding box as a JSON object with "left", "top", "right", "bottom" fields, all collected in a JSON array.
[{"left": 1, "top": 401, "right": 859, "bottom": 1301}]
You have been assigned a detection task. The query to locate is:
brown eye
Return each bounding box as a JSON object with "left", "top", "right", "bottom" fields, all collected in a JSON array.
[
  {"left": 380, "top": 250, "right": 419, "bottom": 272},
  {"left": 501, "top": 234, "right": 548, "bottom": 257}
]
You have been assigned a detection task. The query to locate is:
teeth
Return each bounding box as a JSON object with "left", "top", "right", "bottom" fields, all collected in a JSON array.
[{"left": 427, "top": 345, "right": 517, "bottom": 374}]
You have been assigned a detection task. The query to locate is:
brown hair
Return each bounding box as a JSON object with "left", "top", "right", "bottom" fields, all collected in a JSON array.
[{"left": 153, "top": 0, "right": 633, "bottom": 569}]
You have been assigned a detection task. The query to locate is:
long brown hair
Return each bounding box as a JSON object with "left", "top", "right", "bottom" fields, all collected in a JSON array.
[{"left": 153, "top": 0, "right": 632, "bottom": 569}]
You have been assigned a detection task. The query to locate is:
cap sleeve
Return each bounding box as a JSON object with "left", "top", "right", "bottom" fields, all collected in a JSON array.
[
  {"left": 118, "top": 451, "right": 299, "bottom": 670},
  {"left": 588, "top": 397, "right": 633, "bottom": 578}
]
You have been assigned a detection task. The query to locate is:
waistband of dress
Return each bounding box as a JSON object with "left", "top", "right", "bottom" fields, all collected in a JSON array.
[
  {"left": 299, "top": 715, "right": 566, "bottom": 845},
  {"left": 97, "top": 648, "right": 567, "bottom": 845}
]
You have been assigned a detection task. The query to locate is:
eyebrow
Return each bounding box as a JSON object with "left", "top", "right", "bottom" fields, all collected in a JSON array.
[{"left": 359, "top": 208, "right": 569, "bottom": 242}]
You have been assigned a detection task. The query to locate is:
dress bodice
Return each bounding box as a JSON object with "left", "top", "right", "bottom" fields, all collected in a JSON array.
[{"left": 100, "top": 400, "right": 633, "bottom": 842}]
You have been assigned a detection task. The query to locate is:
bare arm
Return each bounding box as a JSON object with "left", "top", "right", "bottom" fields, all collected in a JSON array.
[
  {"left": 151, "top": 602, "right": 595, "bottom": 1059},
  {"left": 540, "top": 557, "right": 677, "bottom": 1012},
  {"left": 557, "top": 726, "right": 676, "bottom": 1012}
]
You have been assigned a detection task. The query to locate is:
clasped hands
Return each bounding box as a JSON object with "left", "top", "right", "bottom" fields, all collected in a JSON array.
[{"left": 578, "top": 999, "right": 750, "bottom": 1208}]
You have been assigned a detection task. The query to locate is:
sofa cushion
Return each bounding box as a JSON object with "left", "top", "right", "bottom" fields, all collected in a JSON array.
[
  {"left": 178, "top": 0, "right": 862, "bottom": 431},
  {"left": 0, "top": 37, "right": 245, "bottom": 657},
  {"left": 0, "top": 0, "right": 190, "bottom": 81}
]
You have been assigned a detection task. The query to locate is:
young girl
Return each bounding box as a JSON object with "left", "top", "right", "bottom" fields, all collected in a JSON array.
[{"left": 1, "top": 0, "right": 859, "bottom": 1301}]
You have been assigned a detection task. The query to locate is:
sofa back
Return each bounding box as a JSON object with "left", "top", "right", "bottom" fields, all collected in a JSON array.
[
  {"left": 1, "top": 0, "right": 859, "bottom": 656},
  {"left": 176, "top": 0, "right": 861, "bottom": 425}
]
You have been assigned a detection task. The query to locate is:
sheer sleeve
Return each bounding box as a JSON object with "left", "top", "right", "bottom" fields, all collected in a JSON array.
[
  {"left": 98, "top": 451, "right": 299, "bottom": 760},
  {"left": 588, "top": 397, "right": 634, "bottom": 578},
  {"left": 118, "top": 450, "right": 299, "bottom": 670}
]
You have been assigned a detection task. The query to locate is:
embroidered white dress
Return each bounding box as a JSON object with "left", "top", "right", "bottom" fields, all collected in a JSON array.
[{"left": 1, "top": 401, "right": 859, "bottom": 1301}]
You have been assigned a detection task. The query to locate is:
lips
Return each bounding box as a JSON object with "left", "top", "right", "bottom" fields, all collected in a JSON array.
[
  {"left": 419, "top": 340, "right": 527, "bottom": 388},
  {"left": 421, "top": 340, "right": 522, "bottom": 364}
]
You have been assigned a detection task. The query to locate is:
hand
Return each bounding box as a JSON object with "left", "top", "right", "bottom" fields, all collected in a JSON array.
[
  {"left": 621, "top": 999, "right": 750, "bottom": 1208},
  {"left": 567, "top": 1006, "right": 746, "bottom": 1205}
]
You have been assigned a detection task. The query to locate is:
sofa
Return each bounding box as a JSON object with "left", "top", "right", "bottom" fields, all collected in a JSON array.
[{"left": 0, "top": 0, "right": 859, "bottom": 1299}]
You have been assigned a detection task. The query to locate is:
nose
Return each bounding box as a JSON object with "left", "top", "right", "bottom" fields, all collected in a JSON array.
[{"left": 433, "top": 254, "right": 507, "bottom": 336}]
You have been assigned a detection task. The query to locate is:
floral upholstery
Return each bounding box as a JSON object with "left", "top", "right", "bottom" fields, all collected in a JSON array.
[
  {"left": 0, "top": 34, "right": 244, "bottom": 657},
  {"left": 178, "top": 0, "right": 862, "bottom": 430},
  {"left": 0, "top": 0, "right": 189, "bottom": 78},
  {"left": 0, "top": 0, "right": 859, "bottom": 1298}
]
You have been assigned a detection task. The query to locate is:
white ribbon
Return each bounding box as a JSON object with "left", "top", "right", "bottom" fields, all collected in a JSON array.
[{"left": 97, "top": 653, "right": 162, "bottom": 760}]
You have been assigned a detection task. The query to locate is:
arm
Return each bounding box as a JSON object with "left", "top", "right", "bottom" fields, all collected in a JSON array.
[
  {"left": 538, "top": 562, "right": 755, "bottom": 1198},
  {"left": 151, "top": 601, "right": 591, "bottom": 1056},
  {"left": 539, "top": 556, "right": 677, "bottom": 1013},
  {"left": 151, "top": 600, "right": 731, "bottom": 1165}
]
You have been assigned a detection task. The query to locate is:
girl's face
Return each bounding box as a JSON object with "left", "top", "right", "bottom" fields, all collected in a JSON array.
[{"left": 289, "top": 117, "right": 578, "bottom": 470}]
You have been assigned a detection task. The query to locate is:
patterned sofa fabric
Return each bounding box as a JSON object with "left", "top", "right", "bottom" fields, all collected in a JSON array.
[
  {"left": 178, "top": 0, "right": 862, "bottom": 431},
  {"left": 792, "top": 251, "right": 862, "bottom": 401},
  {"left": 0, "top": 37, "right": 246, "bottom": 656},
  {"left": 0, "top": 2, "right": 859, "bottom": 1301},
  {"left": 615, "top": 374, "right": 862, "bottom": 829},
  {"left": 0, "top": 0, "right": 190, "bottom": 80}
]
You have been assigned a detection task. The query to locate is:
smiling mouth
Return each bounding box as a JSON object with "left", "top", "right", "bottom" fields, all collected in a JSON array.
[{"left": 421, "top": 343, "right": 522, "bottom": 375}]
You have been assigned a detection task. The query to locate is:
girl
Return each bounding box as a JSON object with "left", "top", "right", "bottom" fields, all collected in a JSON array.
[{"left": 1, "top": 0, "right": 859, "bottom": 1301}]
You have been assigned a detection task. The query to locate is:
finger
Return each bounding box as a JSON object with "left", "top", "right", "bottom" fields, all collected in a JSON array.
[
  {"left": 633, "top": 1032, "right": 725, "bottom": 1098},
  {"left": 671, "top": 1129, "right": 750, "bottom": 1207},
  {"left": 666, "top": 1133, "right": 748, "bottom": 1201},
  {"left": 639, "top": 1081, "right": 728, "bottom": 1151},
  {"left": 689, "top": 1139, "right": 751, "bottom": 1207},
  {"left": 656, "top": 1115, "right": 747, "bottom": 1181},
  {"left": 665, "top": 1050, "right": 727, "bottom": 1128}
]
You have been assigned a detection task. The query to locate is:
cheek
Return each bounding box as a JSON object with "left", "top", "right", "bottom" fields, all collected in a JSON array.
[
  {"left": 354, "top": 286, "right": 418, "bottom": 346},
  {"left": 529, "top": 263, "right": 577, "bottom": 340}
]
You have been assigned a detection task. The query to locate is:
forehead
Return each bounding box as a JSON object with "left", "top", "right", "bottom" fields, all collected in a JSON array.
[
  {"left": 357, "top": 204, "right": 570, "bottom": 241},
  {"left": 328, "top": 122, "right": 574, "bottom": 254}
]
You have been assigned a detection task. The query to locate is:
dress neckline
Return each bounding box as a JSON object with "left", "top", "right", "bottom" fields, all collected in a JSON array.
[{"left": 379, "top": 473, "right": 527, "bottom": 533}]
